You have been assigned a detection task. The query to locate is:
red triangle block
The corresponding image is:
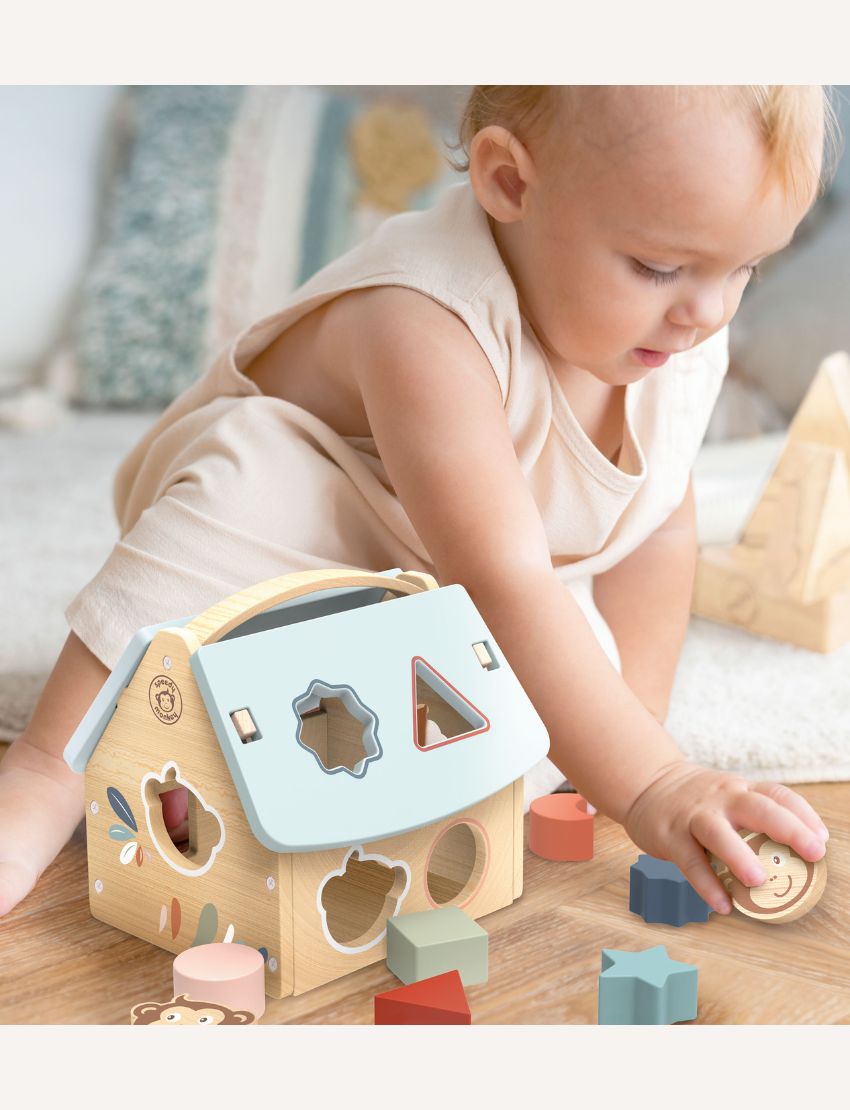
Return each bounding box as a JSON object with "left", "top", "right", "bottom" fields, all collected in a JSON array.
[{"left": 374, "top": 970, "right": 472, "bottom": 1024}]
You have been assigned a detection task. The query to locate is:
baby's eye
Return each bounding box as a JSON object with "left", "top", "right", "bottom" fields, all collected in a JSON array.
[
  {"left": 631, "top": 259, "right": 679, "bottom": 285},
  {"left": 630, "top": 259, "right": 762, "bottom": 285},
  {"left": 737, "top": 263, "right": 762, "bottom": 282}
]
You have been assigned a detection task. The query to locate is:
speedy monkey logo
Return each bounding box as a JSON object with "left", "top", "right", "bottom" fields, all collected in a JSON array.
[
  {"left": 712, "top": 830, "right": 827, "bottom": 924},
  {"left": 149, "top": 675, "right": 183, "bottom": 725}
]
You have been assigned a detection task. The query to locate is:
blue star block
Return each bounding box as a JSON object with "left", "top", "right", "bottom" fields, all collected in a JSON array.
[
  {"left": 598, "top": 945, "right": 698, "bottom": 1024},
  {"left": 629, "top": 853, "right": 712, "bottom": 926}
]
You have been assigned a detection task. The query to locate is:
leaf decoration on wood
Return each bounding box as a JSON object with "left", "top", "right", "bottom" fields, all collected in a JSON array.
[
  {"left": 119, "top": 841, "right": 139, "bottom": 865},
  {"left": 170, "top": 897, "right": 181, "bottom": 940},
  {"left": 223, "top": 923, "right": 235, "bottom": 944},
  {"left": 108, "top": 824, "right": 135, "bottom": 842},
  {"left": 135, "top": 845, "right": 144, "bottom": 866},
  {"left": 258, "top": 947, "right": 269, "bottom": 963},
  {"left": 159, "top": 905, "right": 168, "bottom": 934},
  {"left": 191, "top": 903, "right": 218, "bottom": 947},
  {"left": 107, "top": 786, "right": 137, "bottom": 832}
]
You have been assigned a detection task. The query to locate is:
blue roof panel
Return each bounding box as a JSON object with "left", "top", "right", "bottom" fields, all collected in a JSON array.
[{"left": 190, "top": 584, "right": 549, "bottom": 851}]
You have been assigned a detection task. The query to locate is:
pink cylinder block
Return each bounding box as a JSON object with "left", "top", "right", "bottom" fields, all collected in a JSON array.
[{"left": 173, "top": 943, "right": 266, "bottom": 1018}]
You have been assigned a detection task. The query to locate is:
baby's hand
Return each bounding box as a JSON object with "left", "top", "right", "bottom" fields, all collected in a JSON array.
[{"left": 623, "top": 761, "right": 830, "bottom": 914}]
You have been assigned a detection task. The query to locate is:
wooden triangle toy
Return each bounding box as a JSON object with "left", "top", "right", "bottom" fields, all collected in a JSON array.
[{"left": 693, "top": 351, "right": 850, "bottom": 651}]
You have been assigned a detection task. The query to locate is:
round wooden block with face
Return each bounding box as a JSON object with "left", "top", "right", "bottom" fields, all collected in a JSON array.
[{"left": 711, "top": 830, "right": 827, "bottom": 924}]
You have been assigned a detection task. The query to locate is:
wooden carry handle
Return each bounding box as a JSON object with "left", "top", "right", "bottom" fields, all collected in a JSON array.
[{"left": 185, "top": 568, "right": 438, "bottom": 647}]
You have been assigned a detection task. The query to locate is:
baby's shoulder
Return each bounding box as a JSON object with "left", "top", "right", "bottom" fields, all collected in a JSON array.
[
  {"left": 245, "top": 284, "right": 502, "bottom": 439},
  {"left": 325, "top": 285, "right": 503, "bottom": 403}
]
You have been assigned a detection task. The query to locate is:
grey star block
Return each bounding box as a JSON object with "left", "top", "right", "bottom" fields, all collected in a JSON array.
[
  {"left": 598, "top": 945, "right": 698, "bottom": 1024},
  {"left": 629, "top": 853, "right": 712, "bottom": 926}
]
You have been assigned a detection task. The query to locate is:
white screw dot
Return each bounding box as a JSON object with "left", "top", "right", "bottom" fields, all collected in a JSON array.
[
  {"left": 94, "top": 879, "right": 103, "bottom": 894},
  {"left": 268, "top": 957, "right": 278, "bottom": 972},
  {"left": 163, "top": 656, "right": 172, "bottom": 670},
  {"left": 266, "top": 876, "right": 276, "bottom": 891},
  {"left": 90, "top": 801, "right": 99, "bottom": 815}
]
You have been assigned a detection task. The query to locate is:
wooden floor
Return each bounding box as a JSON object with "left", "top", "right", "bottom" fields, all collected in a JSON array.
[{"left": 1, "top": 779, "right": 848, "bottom": 1024}]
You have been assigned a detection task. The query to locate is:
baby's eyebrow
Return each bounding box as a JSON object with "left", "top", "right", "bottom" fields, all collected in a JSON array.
[{"left": 631, "top": 233, "right": 794, "bottom": 262}]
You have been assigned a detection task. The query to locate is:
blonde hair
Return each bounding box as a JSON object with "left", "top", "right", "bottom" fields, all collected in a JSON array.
[{"left": 446, "top": 85, "right": 844, "bottom": 207}]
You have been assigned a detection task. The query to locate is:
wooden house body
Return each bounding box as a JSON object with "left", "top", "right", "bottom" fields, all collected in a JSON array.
[{"left": 65, "top": 568, "right": 549, "bottom": 998}]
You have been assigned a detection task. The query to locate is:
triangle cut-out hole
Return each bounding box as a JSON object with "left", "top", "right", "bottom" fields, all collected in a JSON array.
[{"left": 412, "top": 657, "right": 488, "bottom": 749}]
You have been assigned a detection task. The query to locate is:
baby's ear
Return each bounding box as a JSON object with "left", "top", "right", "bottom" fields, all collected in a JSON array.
[{"left": 469, "top": 125, "right": 534, "bottom": 224}]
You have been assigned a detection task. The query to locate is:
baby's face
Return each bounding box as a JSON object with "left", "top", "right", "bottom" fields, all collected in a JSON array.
[{"left": 493, "top": 89, "right": 821, "bottom": 386}]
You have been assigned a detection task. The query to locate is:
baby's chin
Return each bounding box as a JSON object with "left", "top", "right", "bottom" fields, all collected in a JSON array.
[{"left": 585, "top": 359, "right": 661, "bottom": 387}]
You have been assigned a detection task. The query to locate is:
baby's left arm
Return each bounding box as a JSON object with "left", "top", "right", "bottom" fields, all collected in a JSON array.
[{"left": 592, "top": 476, "right": 697, "bottom": 723}]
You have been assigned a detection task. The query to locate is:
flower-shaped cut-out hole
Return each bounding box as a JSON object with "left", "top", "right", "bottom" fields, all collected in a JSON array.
[
  {"left": 294, "top": 681, "right": 381, "bottom": 777},
  {"left": 320, "top": 850, "right": 409, "bottom": 949},
  {"left": 142, "top": 763, "right": 224, "bottom": 876}
]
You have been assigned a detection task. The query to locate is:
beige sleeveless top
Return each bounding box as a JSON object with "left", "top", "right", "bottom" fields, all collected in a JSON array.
[{"left": 68, "top": 181, "right": 729, "bottom": 669}]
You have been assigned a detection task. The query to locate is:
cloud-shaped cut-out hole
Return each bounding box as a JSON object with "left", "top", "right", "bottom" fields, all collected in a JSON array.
[
  {"left": 293, "top": 680, "right": 381, "bottom": 777},
  {"left": 317, "top": 846, "right": 411, "bottom": 954},
  {"left": 142, "top": 762, "right": 225, "bottom": 878}
]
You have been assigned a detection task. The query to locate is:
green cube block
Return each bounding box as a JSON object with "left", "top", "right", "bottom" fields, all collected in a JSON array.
[{"left": 386, "top": 906, "right": 489, "bottom": 986}]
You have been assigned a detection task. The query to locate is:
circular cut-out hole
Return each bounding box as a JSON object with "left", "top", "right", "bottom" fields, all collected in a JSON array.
[{"left": 426, "top": 822, "right": 487, "bottom": 906}]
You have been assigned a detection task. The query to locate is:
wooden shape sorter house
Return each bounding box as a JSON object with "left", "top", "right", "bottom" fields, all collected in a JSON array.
[
  {"left": 693, "top": 351, "right": 850, "bottom": 652},
  {"left": 64, "top": 568, "right": 549, "bottom": 998}
]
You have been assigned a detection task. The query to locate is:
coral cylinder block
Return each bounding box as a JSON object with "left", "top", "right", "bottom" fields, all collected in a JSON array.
[
  {"left": 173, "top": 942, "right": 266, "bottom": 1018},
  {"left": 529, "top": 793, "right": 594, "bottom": 861}
]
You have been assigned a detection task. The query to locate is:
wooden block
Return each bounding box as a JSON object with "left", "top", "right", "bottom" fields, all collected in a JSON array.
[
  {"left": 528, "top": 792, "right": 594, "bottom": 861},
  {"left": 374, "top": 969, "right": 471, "bottom": 1024},
  {"left": 741, "top": 443, "right": 850, "bottom": 604},
  {"left": 694, "top": 545, "right": 850, "bottom": 652},
  {"left": 598, "top": 945, "right": 698, "bottom": 1024},
  {"left": 386, "top": 906, "right": 488, "bottom": 986},
  {"left": 693, "top": 354, "right": 850, "bottom": 653},
  {"left": 130, "top": 993, "right": 257, "bottom": 1024},
  {"left": 782, "top": 350, "right": 850, "bottom": 464},
  {"left": 172, "top": 941, "right": 266, "bottom": 1018},
  {"left": 629, "top": 854, "right": 711, "bottom": 926},
  {"left": 709, "top": 830, "right": 827, "bottom": 923}
]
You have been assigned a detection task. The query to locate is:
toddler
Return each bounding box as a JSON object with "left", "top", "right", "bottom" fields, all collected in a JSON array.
[{"left": 1, "top": 85, "right": 837, "bottom": 919}]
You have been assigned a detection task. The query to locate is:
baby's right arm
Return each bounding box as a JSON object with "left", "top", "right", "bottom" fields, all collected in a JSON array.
[{"left": 337, "top": 285, "right": 828, "bottom": 914}]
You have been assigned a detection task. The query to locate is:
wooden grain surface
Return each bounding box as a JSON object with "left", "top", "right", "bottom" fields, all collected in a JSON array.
[{"left": 1, "top": 769, "right": 848, "bottom": 1024}]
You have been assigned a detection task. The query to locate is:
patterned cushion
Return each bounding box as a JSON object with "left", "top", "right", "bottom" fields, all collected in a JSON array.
[{"left": 71, "top": 85, "right": 464, "bottom": 408}]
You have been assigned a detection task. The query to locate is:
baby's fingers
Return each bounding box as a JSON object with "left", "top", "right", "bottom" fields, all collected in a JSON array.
[
  {"left": 690, "top": 811, "right": 773, "bottom": 898},
  {"left": 749, "top": 782, "right": 829, "bottom": 844},
  {"left": 669, "top": 837, "right": 733, "bottom": 915},
  {"left": 735, "top": 788, "right": 828, "bottom": 864}
]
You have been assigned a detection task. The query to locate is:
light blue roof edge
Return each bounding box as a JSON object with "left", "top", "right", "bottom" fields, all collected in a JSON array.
[
  {"left": 63, "top": 568, "right": 408, "bottom": 774},
  {"left": 63, "top": 615, "right": 194, "bottom": 773}
]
